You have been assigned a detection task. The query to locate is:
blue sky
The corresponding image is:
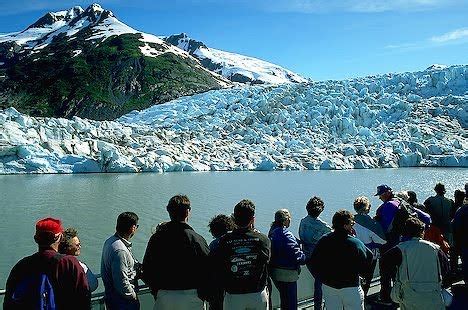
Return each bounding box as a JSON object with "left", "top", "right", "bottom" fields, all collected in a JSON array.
[{"left": 1, "top": 0, "right": 468, "bottom": 80}]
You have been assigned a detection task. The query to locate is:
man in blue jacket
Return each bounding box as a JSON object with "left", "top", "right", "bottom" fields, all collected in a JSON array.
[{"left": 310, "top": 210, "right": 373, "bottom": 310}]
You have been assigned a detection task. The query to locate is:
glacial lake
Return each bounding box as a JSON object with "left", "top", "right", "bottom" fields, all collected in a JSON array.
[{"left": 1, "top": 168, "right": 466, "bottom": 294}]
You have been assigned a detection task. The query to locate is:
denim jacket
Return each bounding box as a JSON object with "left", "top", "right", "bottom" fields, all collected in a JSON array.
[{"left": 299, "top": 215, "right": 332, "bottom": 259}]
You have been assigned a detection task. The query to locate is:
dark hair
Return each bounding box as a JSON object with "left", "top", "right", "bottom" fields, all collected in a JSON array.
[
  {"left": 233, "top": 199, "right": 255, "bottom": 227},
  {"left": 407, "top": 191, "right": 417, "bottom": 205},
  {"left": 59, "top": 227, "right": 78, "bottom": 254},
  {"left": 167, "top": 195, "right": 191, "bottom": 221},
  {"left": 208, "top": 214, "right": 236, "bottom": 239},
  {"left": 116, "top": 212, "right": 139, "bottom": 235},
  {"left": 306, "top": 196, "right": 324, "bottom": 218},
  {"left": 434, "top": 183, "right": 446, "bottom": 195},
  {"left": 332, "top": 210, "right": 354, "bottom": 231},
  {"left": 455, "top": 189, "right": 465, "bottom": 206},
  {"left": 402, "top": 218, "right": 425, "bottom": 238}
]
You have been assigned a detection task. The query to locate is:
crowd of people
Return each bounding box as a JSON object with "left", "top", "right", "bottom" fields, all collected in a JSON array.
[{"left": 3, "top": 182, "right": 468, "bottom": 310}]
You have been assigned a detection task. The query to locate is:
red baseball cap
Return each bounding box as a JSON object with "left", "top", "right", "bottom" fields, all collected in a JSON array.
[{"left": 35, "top": 217, "right": 64, "bottom": 235}]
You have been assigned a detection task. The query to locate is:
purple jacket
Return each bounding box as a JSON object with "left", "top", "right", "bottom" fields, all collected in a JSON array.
[{"left": 375, "top": 199, "right": 399, "bottom": 234}]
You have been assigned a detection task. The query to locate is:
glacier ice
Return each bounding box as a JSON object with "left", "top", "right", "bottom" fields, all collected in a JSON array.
[{"left": 0, "top": 64, "right": 467, "bottom": 174}]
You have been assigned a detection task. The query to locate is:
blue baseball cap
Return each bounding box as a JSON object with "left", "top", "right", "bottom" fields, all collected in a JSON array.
[{"left": 375, "top": 184, "right": 392, "bottom": 196}]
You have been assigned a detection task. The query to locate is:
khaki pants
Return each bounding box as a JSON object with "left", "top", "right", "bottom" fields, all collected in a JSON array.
[
  {"left": 153, "top": 289, "right": 205, "bottom": 310},
  {"left": 322, "top": 284, "right": 364, "bottom": 310},
  {"left": 224, "top": 288, "right": 269, "bottom": 310}
]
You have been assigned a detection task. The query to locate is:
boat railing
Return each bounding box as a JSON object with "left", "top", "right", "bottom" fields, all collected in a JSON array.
[{"left": 0, "top": 272, "right": 382, "bottom": 309}]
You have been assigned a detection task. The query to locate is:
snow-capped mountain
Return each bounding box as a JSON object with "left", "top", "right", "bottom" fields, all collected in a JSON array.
[
  {"left": 0, "top": 4, "right": 307, "bottom": 121},
  {"left": 164, "top": 33, "right": 307, "bottom": 84},
  {"left": 0, "top": 4, "right": 187, "bottom": 57},
  {"left": 0, "top": 3, "right": 232, "bottom": 120}
]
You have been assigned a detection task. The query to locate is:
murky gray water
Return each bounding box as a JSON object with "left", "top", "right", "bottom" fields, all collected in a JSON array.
[{"left": 1, "top": 168, "right": 466, "bottom": 297}]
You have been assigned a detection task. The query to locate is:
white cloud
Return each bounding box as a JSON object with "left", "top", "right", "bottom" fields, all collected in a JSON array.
[
  {"left": 385, "top": 26, "right": 468, "bottom": 52},
  {"left": 431, "top": 28, "right": 468, "bottom": 43}
]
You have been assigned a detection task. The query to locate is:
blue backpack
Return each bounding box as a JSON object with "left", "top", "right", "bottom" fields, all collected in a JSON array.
[
  {"left": 9, "top": 253, "right": 63, "bottom": 310},
  {"left": 11, "top": 273, "right": 56, "bottom": 309}
]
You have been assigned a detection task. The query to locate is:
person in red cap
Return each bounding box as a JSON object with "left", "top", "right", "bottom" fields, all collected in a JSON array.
[{"left": 3, "top": 217, "right": 91, "bottom": 309}]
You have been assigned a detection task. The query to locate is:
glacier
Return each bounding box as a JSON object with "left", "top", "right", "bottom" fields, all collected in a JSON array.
[{"left": 0, "top": 65, "right": 467, "bottom": 174}]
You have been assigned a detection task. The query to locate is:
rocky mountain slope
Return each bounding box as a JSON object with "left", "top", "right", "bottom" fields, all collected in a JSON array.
[
  {"left": 0, "top": 65, "right": 466, "bottom": 174},
  {"left": 0, "top": 4, "right": 306, "bottom": 120}
]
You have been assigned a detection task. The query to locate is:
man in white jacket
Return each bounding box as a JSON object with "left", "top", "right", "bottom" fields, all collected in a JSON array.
[{"left": 382, "top": 218, "right": 449, "bottom": 310}]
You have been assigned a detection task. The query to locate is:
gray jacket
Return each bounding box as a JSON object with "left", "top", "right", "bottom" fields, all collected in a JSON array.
[
  {"left": 101, "top": 233, "right": 138, "bottom": 300},
  {"left": 299, "top": 215, "right": 332, "bottom": 258}
]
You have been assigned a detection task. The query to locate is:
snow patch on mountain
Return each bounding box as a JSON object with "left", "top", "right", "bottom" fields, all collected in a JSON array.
[
  {"left": 0, "top": 65, "right": 467, "bottom": 174},
  {"left": 165, "top": 33, "right": 307, "bottom": 85}
]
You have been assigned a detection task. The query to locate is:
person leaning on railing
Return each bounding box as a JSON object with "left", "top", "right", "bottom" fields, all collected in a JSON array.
[
  {"left": 101, "top": 212, "right": 141, "bottom": 310},
  {"left": 352, "top": 196, "right": 386, "bottom": 297},
  {"left": 210, "top": 199, "right": 271, "bottom": 310},
  {"left": 269, "top": 209, "right": 306, "bottom": 310},
  {"left": 4, "top": 217, "right": 91, "bottom": 310},
  {"left": 142, "top": 195, "right": 210, "bottom": 309},
  {"left": 382, "top": 217, "right": 449, "bottom": 309},
  {"left": 309, "top": 210, "right": 373, "bottom": 310},
  {"left": 59, "top": 227, "right": 98, "bottom": 292},
  {"left": 298, "top": 196, "right": 332, "bottom": 310}
]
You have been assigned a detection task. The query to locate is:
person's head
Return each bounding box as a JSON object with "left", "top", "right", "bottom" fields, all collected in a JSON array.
[
  {"left": 454, "top": 189, "right": 466, "bottom": 206},
  {"left": 116, "top": 212, "right": 139, "bottom": 239},
  {"left": 332, "top": 210, "right": 355, "bottom": 234},
  {"left": 34, "top": 217, "right": 64, "bottom": 250},
  {"left": 233, "top": 199, "right": 255, "bottom": 228},
  {"left": 434, "top": 183, "right": 446, "bottom": 196},
  {"left": 271, "top": 209, "right": 291, "bottom": 229},
  {"left": 208, "top": 214, "right": 236, "bottom": 239},
  {"left": 167, "top": 195, "right": 191, "bottom": 222},
  {"left": 306, "top": 196, "right": 324, "bottom": 218},
  {"left": 395, "top": 191, "right": 409, "bottom": 202},
  {"left": 402, "top": 218, "right": 425, "bottom": 238},
  {"left": 375, "top": 184, "right": 393, "bottom": 202},
  {"left": 353, "top": 196, "right": 371, "bottom": 214},
  {"left": 407, "top": 191, "right": 418, "bottom": 205},
  {"left": 59, "top": 228, "right": 81, "bottom": 256}
]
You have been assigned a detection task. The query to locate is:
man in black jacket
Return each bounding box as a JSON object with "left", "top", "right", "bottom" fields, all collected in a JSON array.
[
  {"left": 142, "top": 195, "right": 210, "bottom": 309},
  {"left": 310, "top": 210, "right": 373, "bottom": 310},
  {"left": 211, "top": 199, "right": 271, "bottom": 310}
]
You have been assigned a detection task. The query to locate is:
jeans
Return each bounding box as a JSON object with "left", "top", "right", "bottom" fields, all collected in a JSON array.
[
  {"left": 306, "top": 263, "right": 323, "bottom": 310},
  {"left": 272, "top": 280, "right": 298, "bottom": 310}
]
